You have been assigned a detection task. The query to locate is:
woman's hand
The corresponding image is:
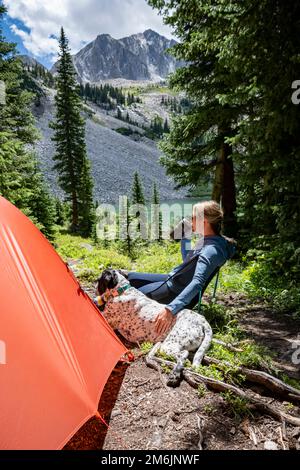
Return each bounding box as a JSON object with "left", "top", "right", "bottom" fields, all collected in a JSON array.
[
  {"left": 155, "top": 308, "right": 175, "bottom": 336},
  {"left": 170, "top": 217, "right": 192, "bottom": 241}
]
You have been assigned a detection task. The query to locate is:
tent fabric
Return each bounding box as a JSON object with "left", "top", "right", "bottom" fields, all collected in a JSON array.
[{"left": 0, "top": 197, "right": 127, "bottom": 450}]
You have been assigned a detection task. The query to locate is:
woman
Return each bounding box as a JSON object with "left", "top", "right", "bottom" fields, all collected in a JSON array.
[{"left": 128, "top": 200, "right": 236, "bottom": 336}]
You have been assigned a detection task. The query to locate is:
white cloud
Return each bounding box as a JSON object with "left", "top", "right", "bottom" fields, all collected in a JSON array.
[
  {"left": 10, "top": 24, "right": 58, "bottom": 58},
  {"left": 5, "top": 0, "right": 174, "bottom": 63}
]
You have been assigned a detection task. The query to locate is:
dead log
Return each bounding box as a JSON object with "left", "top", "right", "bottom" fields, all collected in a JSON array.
[
  {"left": 182, "top": 370, "right": 300, "bottom": 427},
  {"left": 203, "top": 356, "right": 300, "bottom": 405},
  {"left": 146, "top": 355, "right": 300, "bottom": 426},
  {"left": 211, "top": 338, "right": 243, "bottom": 352}
]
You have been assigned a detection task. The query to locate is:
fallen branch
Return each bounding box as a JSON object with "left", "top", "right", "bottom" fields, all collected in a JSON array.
[
  {"left": 211, "top": 338, "right": 243, "bottom": 352},
  {"left": 196, "top": 415, "right": 205, "bottom": 450},
  {"left": 248, "top": 425, "right": 258, "bottom": 446},
  {"left": 278, "top": 423, "right": 287, "bottom": 450},
  {"left": 182, "top": 370, "right": 300, "bottom": 427},
  {"left": 147, "top": 354, "right": 300, "bottom": 404},
  {"left": 203, "top": 356, "right": 300, "bottom": 405},
  {"left": 145, "top": 355, "right": 300, "bottom": 427}
]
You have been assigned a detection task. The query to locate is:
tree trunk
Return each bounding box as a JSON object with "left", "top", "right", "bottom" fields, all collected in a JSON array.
[
  {"left": 212, "top": 127, "right": 237, "bottom": 238},
  {"left": 222, "top": 142, "right": 237, "bottom": 238},
  {"left": 71, "top": 190, "right": 79, "bottom": 231},
  {"left": 211, "top": 159, "right": 224, "bottom": 203}
]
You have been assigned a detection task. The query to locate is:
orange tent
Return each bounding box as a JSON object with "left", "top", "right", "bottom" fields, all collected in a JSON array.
[{"left": 0, "top": 196, "right": 127, "bottom": 450}]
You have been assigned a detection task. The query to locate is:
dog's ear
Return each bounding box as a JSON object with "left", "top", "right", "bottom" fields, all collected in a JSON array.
[
  {"left": 107, "top": 269, "right": 118, "bottom": 289},
  {"left": 97, "top": 269, "right": 118, "bottom": 295}
]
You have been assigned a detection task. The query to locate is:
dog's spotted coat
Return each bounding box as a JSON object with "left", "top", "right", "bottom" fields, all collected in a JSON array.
[{"left": 97, "top": 270, "right": 213, "bottom": 383}]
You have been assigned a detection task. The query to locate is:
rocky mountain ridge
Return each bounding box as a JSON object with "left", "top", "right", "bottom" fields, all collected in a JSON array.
[{"left": 51, "top": 29, "right": 182, "bottom": 83}]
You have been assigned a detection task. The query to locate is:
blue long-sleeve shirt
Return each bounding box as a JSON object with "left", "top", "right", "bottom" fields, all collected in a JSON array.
[{"left": 166, "top": 236, "right": 235, "bottom": 315}]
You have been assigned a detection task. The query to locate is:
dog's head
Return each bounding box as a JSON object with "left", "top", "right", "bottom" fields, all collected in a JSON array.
[{"left": 97, "top": 268, "right": 119, "bottom": 295}]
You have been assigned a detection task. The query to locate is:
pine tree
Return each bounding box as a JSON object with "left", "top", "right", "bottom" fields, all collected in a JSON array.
[
  {"left": 50, "top": 27, "right": 94, "bottom": 235},
  {"left": 118, "top": 196, "right": 133, "bottom": 257},
  {"left": 26, "top": 163, "right": 56, "bottom": 240},
  {"left": 163, "top": 118, "right": 170, "bottom": 134},
  {"left": 117, "top": 107, "right": 122, "bottom": 120},
  {"left": 54, "top": 198, "right": 66, "bottom": 226},
  {"left": 151, "top": 182, "right": 162, "bottom": 242},
  {"left": 78, "top": 157, "right": 95, "bottom": 236},
  {"left": 0, "top": 2, "right": 55, "bottom": 238},
  {"left": 130, "top": 172, "right": 147, "bottom": 244},
  {"left": 131, "top": 171, "right": 145, "bottom": 205}
]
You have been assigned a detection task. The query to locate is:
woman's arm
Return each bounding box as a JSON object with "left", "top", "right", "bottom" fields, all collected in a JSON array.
[{"left": 166, "top": 244, "right": 222, "bottom": 315}]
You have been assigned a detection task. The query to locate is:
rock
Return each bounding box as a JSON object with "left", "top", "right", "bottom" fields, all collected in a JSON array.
[
  {"left": 264, "top": 440, "right": 279, "bottom": 450},
  {"left": 80, "top": 243, "right": 94, "bottom": 252},
  {"left": 171, "top": 412, "right": 180, "bottom": 422},
  {"left": 111, "top": 409, "right": 122, "bottom": 418},
  {"left": 33, "top": 91, "right": 186, "bottom": 204}
]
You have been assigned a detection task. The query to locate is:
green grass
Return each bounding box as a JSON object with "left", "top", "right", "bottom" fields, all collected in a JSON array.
[
  {"left": 200, "top": 302, "right": 238, "bottom": 330},
  {"left": 54, "top": 233, "right": 131, "bottom": 282},
  {"left": 161, "top": 364, "right": 172, "bottom": 374},
  {"left": 208, "top": 338, "right": 274, "bottom": 370},
  {"left": 121, "top": 84, "right": 176, "bottom": 97},
  {"left": 156, "top": 348, "right": 176, "bottom": 363},
  {"left": 139, "top": 84, "right": 176, "bottom": 96},
  {"left": 197, "top": 383, "right": 207, "bottom": 398},
  {"left": 205, "top": 260, "right": 253, "bottom": 296},
  {"left": 206, "top": 258, "right": 300, "bottom": 317},
  {"left": 55, "top": 233, "right": 182, "bottom": 281},
  {"left": 221, "top": 391, "right": 253, "bottom": 420},
  {"left": 140, "top": 342, "right": 154, "bottom": 354},
  {"left": 283, "top": 402, "right": 295, "bottom": 411},
  {"left": 203, "top": 404, "right": 215, "bottom": 415},
  {"left": 280, "top": 374, "right": 300, "bottom": 391},
  {"left": 132, "top": 241, "right": 182, "bottom": 273},
  {"left": 193, "top": 364, "right": 224, "bottom": 381}
]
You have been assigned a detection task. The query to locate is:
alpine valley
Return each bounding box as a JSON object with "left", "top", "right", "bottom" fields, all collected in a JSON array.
[{"left": 20, "top": 30, "right": 190, "bottom": 204}]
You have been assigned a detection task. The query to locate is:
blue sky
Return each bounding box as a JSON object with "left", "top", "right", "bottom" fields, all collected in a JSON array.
[
  {"left": 2, "top": 0, "right": 174, "bottom": 69},
  {"left": 3, "top": 16, "right": 28, "bottom": 55}
]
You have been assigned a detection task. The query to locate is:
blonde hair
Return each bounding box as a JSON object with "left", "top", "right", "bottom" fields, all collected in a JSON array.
[
  {"left": 193, "top": 201, "right": 237, "bottom": 245},
  {"left": 193, "top": 200, "right": 223, "bottom": 235}
]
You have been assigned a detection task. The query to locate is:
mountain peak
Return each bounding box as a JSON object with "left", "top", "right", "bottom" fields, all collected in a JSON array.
[
  {"left": 53, "top": 29, "right": 182, "bottom": 82},
  {"left": 19, "top": 54, "right": 48, "bottom": 71},
  {"left": 96, "top": 33, "right": 113, "bottom": 41},
  {"left": 143, "top": 29, "right": 170, "bottom": 40},
  {"left": 143, "top": 28, "right": 158, "bottom": 35}
]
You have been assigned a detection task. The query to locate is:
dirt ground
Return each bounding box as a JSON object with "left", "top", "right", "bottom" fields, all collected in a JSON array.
[{"left": 64, "top": 294, "right": 300, "bottom": 451}]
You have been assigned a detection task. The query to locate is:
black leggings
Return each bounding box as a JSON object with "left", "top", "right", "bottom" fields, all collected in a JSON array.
[
  {"left": 128, "top": 271, "right": 177, "bottom": 304},
  {"left": 128, "top": 271, "right": 200, "bottom": 309}
]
